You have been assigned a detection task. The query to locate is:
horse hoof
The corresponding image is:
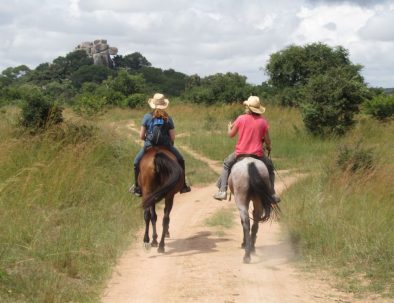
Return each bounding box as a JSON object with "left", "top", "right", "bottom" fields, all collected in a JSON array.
[
  {"left": 158, "top": 246, "right": 165, "bottom": 253},
  {"left": 243, "top": 255, "right": 251, "bottom": 264},
  {"left": 143, "top": 242, "right": 151, "bottom": 251},
  {"left": 165, "top": 232, "right": 170, "bottom": 238},
  {"left": 151, "top": 240, "right": 158, "bottom": 247},
  {"left": 251, "top": 247, "right": 256, "bottom": 254}
]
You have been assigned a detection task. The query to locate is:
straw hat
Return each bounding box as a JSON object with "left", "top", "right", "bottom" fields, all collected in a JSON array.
[
  {"left": 243, "top": 96, "right": 265, "bottom": 114},
  {"left": 148, "top": 93, "right": 169, "bottom": 109}
]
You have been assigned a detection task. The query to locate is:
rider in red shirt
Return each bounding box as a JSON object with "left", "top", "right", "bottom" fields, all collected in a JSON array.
[{"left": 213, "top": 96, "right": 280, "bottom": 203}]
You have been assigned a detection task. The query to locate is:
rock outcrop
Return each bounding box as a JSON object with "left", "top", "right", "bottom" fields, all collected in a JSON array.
[{"left": 75, "top": 39, "right": 118, "bottom": 68}]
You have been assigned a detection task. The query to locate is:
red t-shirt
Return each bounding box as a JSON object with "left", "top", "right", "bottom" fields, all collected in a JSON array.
[{"left": 233, "top": 114, "right": 269, "bottom": 157}]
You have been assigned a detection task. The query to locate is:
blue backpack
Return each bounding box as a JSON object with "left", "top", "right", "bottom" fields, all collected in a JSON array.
[{"left": 146, "top": 117, "right": 167, "bottom": 145}]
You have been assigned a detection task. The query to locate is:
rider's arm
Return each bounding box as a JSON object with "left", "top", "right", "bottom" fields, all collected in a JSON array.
[
  {"left": 139, "top": 126, "right": 146, "bottom": 140},
  {"left": 227, "top": 122, "right": 238, "bottom": 138},
  {"left": 169, "top": 129, "right": 175, "bottom": 144},
  {"left": 264, "top": 130, "right": 272, "bottom": 152}
]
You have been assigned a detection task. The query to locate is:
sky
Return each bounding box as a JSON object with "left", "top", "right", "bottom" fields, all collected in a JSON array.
[{"left": 1, "top": 0, "right": 394, "bottom": 87}]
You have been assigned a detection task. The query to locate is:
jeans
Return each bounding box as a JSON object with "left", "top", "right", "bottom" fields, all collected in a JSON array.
[
  {"left": 216, "top": 152, "right": 276, "bottom": 193},
  {"left": 133, "top": 142, "right": 184, "bottom": 170}
]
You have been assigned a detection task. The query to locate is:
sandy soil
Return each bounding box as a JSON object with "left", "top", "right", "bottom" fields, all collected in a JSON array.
[{"left": 101, "top": 121, "right": 388, "bottom": 303}]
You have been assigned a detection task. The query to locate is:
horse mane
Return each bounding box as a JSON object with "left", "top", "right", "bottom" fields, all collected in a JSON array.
[
  {"left": 248, "top": 162, "right": 277, "bottom": 222},
  {"left": 142, "top": 151, "right": 183, "bottom": 209}
]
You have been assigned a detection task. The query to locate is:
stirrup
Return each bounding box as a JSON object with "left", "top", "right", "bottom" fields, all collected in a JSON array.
[
  {"left": 180, "top": 184, "right": 191, "bottom": 194},
  {"left": 129, "top": 185, "right": 142, "bottom": 197}
]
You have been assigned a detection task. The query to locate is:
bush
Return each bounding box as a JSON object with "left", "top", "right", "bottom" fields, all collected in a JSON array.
[
  {"left": 73, "top": 93, "right": 107, "bottom": 116},
  {"left": 364, "top": 94, "right": 394, "bottom": 120},
  {"left": 336, "top": 142, "right": 374, "bottom": 172},
  {"left": 20, "top": 90, "right": 63, "bottom": 129},
  {"left": 124, "top": 93, "right": 147, "bottom": 108},
  {"left": 301, "top": 68, "right": 367, "bottom": 136}
]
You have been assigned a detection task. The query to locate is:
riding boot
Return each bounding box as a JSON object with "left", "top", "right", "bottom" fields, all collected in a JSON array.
[
  {"left": 263, "top": 156, "right": 281, "bottom": 203},
  {"left": 178, "top": 159, "right": 191, "bottom": 193},
  {"left": 129, "top": 165, "right": 142, "bottom": 196}
]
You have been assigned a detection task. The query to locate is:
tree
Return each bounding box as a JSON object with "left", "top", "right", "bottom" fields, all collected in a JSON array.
[
  {"left": 70, "top": 65, "right": 114, "bottom": 88},
  {"left": 265, "top": 42, "right": 363, "bottom": 106},
  {"left": 113, "top": 52, "right": 151, "bottom": 70},
  {"left": 27, "top": 50, "right": 93, "bottom": 85},
  {"left": 1, "top": 65, "right": 31, "bottom": 81},
  {"left": 300, "top": 67, "right": 368, "bottom": 136},
  {"left": 184, "top": 72, "right": 252, "bottom": 104}
]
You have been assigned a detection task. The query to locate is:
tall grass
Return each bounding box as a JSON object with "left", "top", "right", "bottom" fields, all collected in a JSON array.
[
  {"left": 1, "top": 102, "right": 392, "bottom": 301},
  {"left": 0, "top": 108, "right": 142, "bottom": 302},
  {"left": 282, "top": 115, "right": 394, "bottom": 296}
]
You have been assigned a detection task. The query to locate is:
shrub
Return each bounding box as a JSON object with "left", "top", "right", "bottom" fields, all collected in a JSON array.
[
  {"left": 124, "top": 93, "right": 147, "bottom": 108},
  {"left": 73, "top": 93, "right": 107, "bottom": 116},
  {"left": 364, "top": 94, "right": 394, "bottom": 120},
  {"left": 20, "top": 90, "right": 63, "bottom": 129},
  {"left": 301, "top": 68, "right": 367, "bottom": 136},
  {"left": 336, "top": 142, "right": 374, "bottom": 172}
]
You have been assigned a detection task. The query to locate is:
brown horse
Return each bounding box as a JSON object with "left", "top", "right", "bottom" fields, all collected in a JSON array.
[{"left": 139, "top": 146, "right": 184, "bottom": 253}]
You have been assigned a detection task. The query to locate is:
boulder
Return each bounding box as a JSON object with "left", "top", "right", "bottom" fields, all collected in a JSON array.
[{"left": 75, "top": 39, "right": 118, "bottom": 68}]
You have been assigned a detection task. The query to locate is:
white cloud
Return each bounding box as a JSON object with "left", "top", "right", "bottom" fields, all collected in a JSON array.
[
  {"left": 0, "top": 0, "right": 393, "bottom": 86},
  {"left": 359, "top": 8, "right": 394, "bottom": 41}
]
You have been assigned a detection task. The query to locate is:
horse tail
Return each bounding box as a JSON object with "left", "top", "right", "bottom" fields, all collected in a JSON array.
[
  {"left": 248, "top": 162, "right": 275, "bottom": 222},
  {"left": 142, "top": 152, "right": 183, "bottom": 209}
]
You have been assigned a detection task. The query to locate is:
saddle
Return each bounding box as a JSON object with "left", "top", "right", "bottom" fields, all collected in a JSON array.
[{"left": 236, "top": 154, "right": 264, "bottom": 162}]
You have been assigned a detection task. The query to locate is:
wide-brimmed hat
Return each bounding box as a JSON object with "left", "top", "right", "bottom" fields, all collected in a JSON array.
[
  {"left": 148, "top": 93, "right": 169, "bottom": 109},
  {"left": 243, "top": 96, "right": 266, "bottom": 114}
]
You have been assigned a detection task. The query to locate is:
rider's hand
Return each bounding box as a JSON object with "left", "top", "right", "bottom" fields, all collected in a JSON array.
[{"left": 227, "top": 121, "right": 233, "bottom": 131}]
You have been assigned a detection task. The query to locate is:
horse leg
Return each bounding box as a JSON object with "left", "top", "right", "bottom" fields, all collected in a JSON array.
[
  {"left": 241, "top": 218, "right": 246, "bottom": 249},
  {"left": 150, "top": 205, "right": 158, "bottom": 247},
  {"left": 158, "top": 196, "right": 173, "bottom": 253},
  {"left": 143, "top": 209, "right": 151, "bottom": 246},
  {"left": 238, "top": 205, "right": 251, "bottom": 263},
  {"left": 251, "top": 209, "right": 260, "bottom": 254}
]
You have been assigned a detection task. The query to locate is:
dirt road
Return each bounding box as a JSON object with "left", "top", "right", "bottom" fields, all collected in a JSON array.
[
  {"left": 102, "top": 121, "right": 378, "bottom": 303},
  {"left": 101, "top": 177, "right": 360, "bottom": 303}
]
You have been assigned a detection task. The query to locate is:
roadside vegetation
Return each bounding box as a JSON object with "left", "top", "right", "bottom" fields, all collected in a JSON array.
[{"left": 1, "top": 41, "right": 393, "bottom": 301}]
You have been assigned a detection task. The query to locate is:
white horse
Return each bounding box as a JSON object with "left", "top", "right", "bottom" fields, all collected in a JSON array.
[{"left": 228, "top": 157, "right": 278, "bottom": 263}]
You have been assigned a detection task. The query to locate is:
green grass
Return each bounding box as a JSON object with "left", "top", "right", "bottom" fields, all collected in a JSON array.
[
  {"left": 0, "top": 108, "right": 142, "bottom": 302},
  {"left": 1, "top": 102, "right": 393, "bottom": 301},
  {"left": 205, "top": 208, "right": 236, "bottom": 233},
  {"left": 282, "top": 116, "right": 394, "bottom": 297}
]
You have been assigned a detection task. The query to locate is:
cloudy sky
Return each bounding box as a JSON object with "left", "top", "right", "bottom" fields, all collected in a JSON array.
[{"left": 1, "top": 0, "right": 394, "bottom": 87}]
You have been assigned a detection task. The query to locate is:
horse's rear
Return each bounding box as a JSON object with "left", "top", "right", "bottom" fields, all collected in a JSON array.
[
  {"left": 229, "top": 157, "right": 277, "bottom": 263},
  {"left": 139, "top": 147, "right": 184, "bottom": 252}
]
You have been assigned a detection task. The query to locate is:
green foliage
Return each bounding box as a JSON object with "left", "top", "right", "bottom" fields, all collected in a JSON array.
[
  {"left": 28, "top": 50, "right": 93, "bottom": 85},
  {"left": 138, "top": 66, "right": 187, "bottom": 96},
  {"left": 42, "top": 80, "right": 77, "bottom": 104},
  {"left": 363, "top": 94, "right": 394, "bottom": 120},
  {"left": 20, "top": 89, "right": 63, "bottom": 129},
  {"left": 107, "top": 69, "right": 146, "bottom": 97},
  {"left": 265, "top": 42, "right": 363, "bottom": 106},
  {"left": 336, "top": 142, "right": 374, "bottom": 172},
  {"left": 124, "top": 93, "right": 147, "bottom": 108},
  {"left": 300, "top": 67, "right": 367, "bottom": 136},
  {"left": 70, "top": 65, "right": 114, "bottom": 88},
  {"left": 73, "top": 93, "right": 107, "bottom": 116},
  {"left": 1, "top": 65, "right": 31, "bottom": 81},
  {"left": 184, "top": 72, "right": 252, "bottom": 104},
  {"left": 266, "top": 43, "right": 358, "bottom": 88},
  {"left": 113, "top": 52, "right": 151, "bottom": 70}
]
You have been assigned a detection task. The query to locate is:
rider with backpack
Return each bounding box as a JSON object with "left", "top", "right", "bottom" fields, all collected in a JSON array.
[
  {"left": 130, "top": 93, "right": 191, "bottom": 196},
  {"left": 213, "top": 96, "right": 280, "bottom": 203}
]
